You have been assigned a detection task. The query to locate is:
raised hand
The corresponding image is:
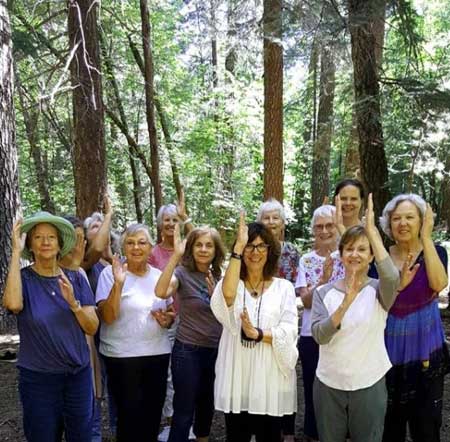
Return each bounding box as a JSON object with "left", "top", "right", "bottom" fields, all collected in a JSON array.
[
  {"left": 240, "top": 307, "right": 258, "bottom": 340},
  {"left": 334, "top": 194, "right": 345, "bottom": 235},
  {"left": 320, "top": 251, "right": 333, "bottom": 285},
  {"left": 234, "top": 211, "right": 248, "bottom": 254},
  {"left": 206, "top": 270, "right": 215, "bottom": 296},
  {"left": 112, "top": 254, "right": 128, "bottom": 285},
  {"left": 343, "top": 270, "right": 360, "bottom": 306},
  {"left": 364, "top": 193, "right": 380, "bottom": 241},
  {"left": 12, "top": 218, "right": 26, "bottom": 254},
  {"left": 58, "top": 271, "right": 78, "bottom": 309},
  {"left": 70, "top": 229, "right": 87, "bottom": 267},
  {"left": 420, "top": 203, "right": 434, "bottom": 241},
  {"left": 103, "top": 194, "right": 112, "bottom": 215},
  {"left": 176, "top": 186, "right": 188, "bottom": 221},
  {"left": 173, "top": 224, "right": 187, "bottom": 258},
  {"left": 398, "top": 253, "right": 420, "bottom": 291}
]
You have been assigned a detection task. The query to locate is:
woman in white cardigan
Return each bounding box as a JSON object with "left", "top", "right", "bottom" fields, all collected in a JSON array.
[{"left": 211, "top": 214, "right": 298, "bottom": 442}]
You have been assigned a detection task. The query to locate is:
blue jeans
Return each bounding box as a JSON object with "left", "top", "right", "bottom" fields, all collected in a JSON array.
[
  {"left": 168, "top": 340, "right": 218, "bottom": 441},
  {"left": 18, "top": 365, "right": 93, "bottom": 442}
]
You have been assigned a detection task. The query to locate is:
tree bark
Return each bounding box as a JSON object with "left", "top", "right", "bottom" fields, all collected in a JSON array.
[
  {"left": 0, "top": 2, "right": 21, "bottom": 333},
  {"left": 68, "top": 0, "right": 107, "bottom": 219},
  {"left": 441, "top": 149, "right": 450, "bottom": 238},
  {"left": 311, "top": 45, "right": 336, "bottom": 211},
  {"left": 16, "top": 81, "right": 55, "bottom": 213},
  {"left": 348, "top": 0, "right": 390, "bottom": 217},
  {"left": 139, "top": 0, "right": 163, "bottom": 217},
  {"left": 345, "top": 0, "right": 386, "bottom": 180},
  {"left": 263, "top": 0, "right": 283, "bottom": 202}
]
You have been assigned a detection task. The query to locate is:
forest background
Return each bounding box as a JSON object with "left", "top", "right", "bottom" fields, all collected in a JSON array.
[{"left": 1, "top": 0, "right": 450, "bottom": 332}]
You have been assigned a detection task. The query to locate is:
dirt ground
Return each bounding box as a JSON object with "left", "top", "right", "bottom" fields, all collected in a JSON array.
[{"left": 1, "top": 317, "right": 450, "bottom": 442}]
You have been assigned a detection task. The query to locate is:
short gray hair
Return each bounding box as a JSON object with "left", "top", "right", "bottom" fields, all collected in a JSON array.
[
  {"left": 84, "top": 212, "right": 104, "bottom": 231},
  {"left": 156, "top": 204, "right": 179, "bottom": 231},
  {"left": 311, "top": 205, "right": 336, "bottom": 232},
  {"left": 379, "top": 193, "right": 427, "bottom": 239},
  {"left": 121, "top": 223, "right": 153, "bottom": 250},
  {"left": 256, "top": 198, "right": 286, "bottom": 224}
]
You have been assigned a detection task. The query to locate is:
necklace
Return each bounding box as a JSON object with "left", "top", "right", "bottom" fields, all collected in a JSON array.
[
  {"left": 241, "top": 281, "right": 264, "bottom": 348},
  {"left": 246, "top": 278, "right": 263, "bottom": 298}
]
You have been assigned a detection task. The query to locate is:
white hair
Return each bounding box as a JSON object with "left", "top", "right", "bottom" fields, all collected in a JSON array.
[
  {"left": 256, "top": 198, "right": 286, "bottom": 223},
  {"left": 310, "top": 205, "right": 336, "bottom": 231},
  {"left": 156, "top": 204, "right": 179, "bottom": 231},
  {"left": 121, "top": 223, "right": 153, "bottom": 249},
  {"left": 83, "top": 212, "right": 104, "bottom": 230},
  {"left": 379, "top": 193, "right": 427, "bottom": 239}
]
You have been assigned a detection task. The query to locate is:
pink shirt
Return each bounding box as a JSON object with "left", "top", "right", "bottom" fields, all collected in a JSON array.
[{"left": 148, "top": 244, "right": 173, "bottom": 271}]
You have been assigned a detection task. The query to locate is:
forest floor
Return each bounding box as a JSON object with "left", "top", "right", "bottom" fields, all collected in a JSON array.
[{"left": 1, "top": 312, "right": 450, "bottom": 441}]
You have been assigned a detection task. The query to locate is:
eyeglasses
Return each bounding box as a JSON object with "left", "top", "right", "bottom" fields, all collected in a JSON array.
[
  {"left": 244, "top": 243, "right": 270, "bottom": 253},
  {"left": 313, "top": 223, "right": 336, "bottom": 232},
  {"left": 124, "top": 240, "right": 150, "bottom": 248}
]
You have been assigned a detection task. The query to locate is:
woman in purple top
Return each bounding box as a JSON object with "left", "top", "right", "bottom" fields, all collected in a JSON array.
[
  {"left": 2, "top": 212, "right": 99, "bottom": 442},
  {"left": 155, "top": 224, "right": 226, "bottom": 442},
  {"left": 378, "top": 194, "right": 449, "bottom": 442}
]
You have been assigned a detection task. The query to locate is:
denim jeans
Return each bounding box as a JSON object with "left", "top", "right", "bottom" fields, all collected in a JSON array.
[
  {"left": 168, "top": 340, "right": 218, "bottom": 441},
  {"left": 18, "top": 365, "right": 93, "bottom": 442}
]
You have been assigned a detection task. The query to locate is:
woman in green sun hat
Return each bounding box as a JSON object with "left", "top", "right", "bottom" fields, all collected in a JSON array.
[{"left": 3, "top": 211, "right": 99, "bottom": 442}]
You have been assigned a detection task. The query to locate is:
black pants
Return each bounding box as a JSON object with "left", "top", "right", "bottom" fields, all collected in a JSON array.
[
  {"left": 299, "top": 335, "right": 319, "bottom": 440},
  {"left": 104, "top": 354, "right": 170, "bottom": 442},
  {"left": 225, "top": 412, "right": 282, "bottom": 442},
  {"left": 382, "top": 375, "right": 444, "bottom": 442}
]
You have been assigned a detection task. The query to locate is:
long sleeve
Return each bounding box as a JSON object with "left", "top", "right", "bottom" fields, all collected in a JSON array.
[
  {"left": 311, "top": 283, "right": 339, "bottom": 345},
  {"left": 210, "top": 278, "right": 240, "bottom": 335},
  {"left": 376, "top": 256, "right": 400, "bottom": 311},
  {"left": 271, "top": 281, "right": 298, "bottom": 376}
]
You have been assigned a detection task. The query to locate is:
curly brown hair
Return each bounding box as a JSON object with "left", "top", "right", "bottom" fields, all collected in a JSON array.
[
  {"left": 181, "top": 226, "right": 226, "bottom": 280},
  {"left": 239, "top": 222, "right": 281, "bottom": 280}
]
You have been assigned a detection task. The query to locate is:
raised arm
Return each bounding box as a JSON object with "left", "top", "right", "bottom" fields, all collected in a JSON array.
[
  {"left": 222, "top": 211, "right": 248, "bottom": 307},
  {"left": 82, "top": 195, "right": 113, "bottom": 270},
  {"left": 365, "top": 193, "right": 399, "bottom": 308},
  {"left": 421, "top": 204, "right": 448, "bottom": 292},
  {"left": 154, "top": 223, "right": 183, "bottom": 299},
  {"left": 176, "top": 187, "right": 194, "bottom": 235},
  {"left": 2, "top": 220, "right": 26, "bottom": 314},
  {"left": 97, "top": 255, "right": 127, "bottom": 324}
]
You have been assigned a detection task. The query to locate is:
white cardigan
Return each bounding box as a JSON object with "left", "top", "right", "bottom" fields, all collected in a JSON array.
[{"left": 210, "top": 277, "right": 298, "bottom": 416}]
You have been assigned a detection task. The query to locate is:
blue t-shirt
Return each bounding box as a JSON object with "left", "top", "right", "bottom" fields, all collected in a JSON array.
[
  {"left": 17, "top": 266, "right": 95, "bottom": 374},
  {"left": 87, "top": 261, "right": 107, "bottom": 293}
]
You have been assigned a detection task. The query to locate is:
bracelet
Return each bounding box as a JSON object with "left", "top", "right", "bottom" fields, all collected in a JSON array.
[
  {"left": 255, "top": 327, "right": 264, "bottom": 343},
  {"left": 70, "top": 300, "right": 82, "bottom": 312},
  {"left": 230, "top": 252, "right": 242, "bottom": 260}
]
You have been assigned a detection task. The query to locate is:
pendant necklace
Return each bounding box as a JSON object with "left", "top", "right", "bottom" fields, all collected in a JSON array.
[{"left": 241, "top": 280, "right": 264, "bottom": 348}]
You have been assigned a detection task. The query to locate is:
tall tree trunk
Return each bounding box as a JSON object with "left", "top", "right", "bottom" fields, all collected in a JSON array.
[
  {"left": 311, "top": 45, "right": 336, "bottom": 211},
  {"left": 348, "top": 0, "right": 390, "bottom": 217},
  {"left": 16, "top": 82, "right": 55, "bottom": 212},
  {"left": 441, "top": 148, "right": 450, "bottom": 238},
  {"left": 263, "top": 0, "right": 283, "bottom": 202},
  {"left": 68, "top": 0, "right": 107, "bottom": 219},
  {"left": 140, "top": 0, "right": 163, "bottom": 217},
  {"left": 0, "top": 2, "right": 20, "bottom": 333},
  {"left": 345, "top": 0, "right": 386, "bottom": 180}
]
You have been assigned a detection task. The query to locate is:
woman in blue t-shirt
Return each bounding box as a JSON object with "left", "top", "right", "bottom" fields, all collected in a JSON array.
[
  {"left": 2, "top": 212, "right": 99, "bottom": 442},
  {"left": 155, "top": 224, "right": 226, "bottom": 442}
]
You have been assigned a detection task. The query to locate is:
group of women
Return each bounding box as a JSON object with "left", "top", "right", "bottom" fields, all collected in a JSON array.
[{"left": 3, "top": 178, "right": 449, "bottom": 442}]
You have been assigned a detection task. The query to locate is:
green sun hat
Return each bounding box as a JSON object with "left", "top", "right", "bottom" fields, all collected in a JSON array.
[{"left": 20, "top": 211, "right": 76, "bottom": 260}]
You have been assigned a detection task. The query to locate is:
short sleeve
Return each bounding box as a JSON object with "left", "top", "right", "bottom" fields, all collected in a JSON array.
[
  {"left": 65, "top": 269, "right": 95, "bottom": 306},
  {"left": 95, "top": 265, "right": 114, "bottom": 304}
]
